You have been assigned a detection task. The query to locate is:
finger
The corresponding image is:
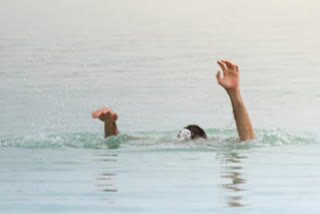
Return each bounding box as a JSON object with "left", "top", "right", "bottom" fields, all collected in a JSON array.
[
  {"left": 92, "top": 111, "right": 96, "bottom": 118},
  {"left": 92, "top": 110, "right": 100, "bottom": 118},
  {"left": 216, "top": 70, "right": 222, "bottom": 83},
  {"left": 217, "top": 60, "right": 227, "bottom": 72},
  {"left": 102, "top": 108, "right": 110, "bottom": 115},
  {"left": 222, "top": 60, "right": 235, "bottom": 70},
  {"left": 98, "top": 116, "right": 106, "bottom": 122},
  {"left": 112, "top": 113, "right": 119, "bottom": 121},
  {"left": 234, "top": 64, "right": 239, "bottom": 72}
]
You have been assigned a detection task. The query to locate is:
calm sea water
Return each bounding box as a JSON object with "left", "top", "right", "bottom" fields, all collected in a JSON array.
[{"left": 1, "top": 0, "right": 320, "bottom": 213}]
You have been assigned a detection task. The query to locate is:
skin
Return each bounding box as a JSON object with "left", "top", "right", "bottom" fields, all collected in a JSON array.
[
  {"left": 92, "top": 59, "right": 254, "bottom": 141},
  {"left": 92, "top": 107, "right": 119, "bottom": 137},
  {"left": 216, "top": 60, "right": 254, "bottom": 141}
]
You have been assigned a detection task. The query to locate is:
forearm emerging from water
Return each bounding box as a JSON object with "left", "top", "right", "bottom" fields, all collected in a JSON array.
[
  {"left": 92, "top": 107, "right": 119, "bottom": 138},
  {"left": 216, "top": 60, "right": 254, "bottom": 141},
  {"left": 227, "top": 89, "right": 254, "bottom": 141},
  {"left": 104, "top": 120, "right": 119, "bottom": 138}
]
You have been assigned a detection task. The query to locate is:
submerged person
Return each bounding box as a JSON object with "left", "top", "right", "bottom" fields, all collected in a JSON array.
[{"left": 92, "top": 60, "right": 254, "bottom": 141}]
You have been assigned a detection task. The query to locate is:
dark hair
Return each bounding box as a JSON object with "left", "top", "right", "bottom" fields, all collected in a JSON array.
[{"left": 185, "top": 124, "right": 207, "bottom": 140}]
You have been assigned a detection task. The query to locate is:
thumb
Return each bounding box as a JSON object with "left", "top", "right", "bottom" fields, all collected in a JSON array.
[{"left": 216, "top": 70, "right": 222, "bottom": 82}]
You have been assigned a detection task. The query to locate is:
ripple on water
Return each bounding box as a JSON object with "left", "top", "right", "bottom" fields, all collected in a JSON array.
[{"left": 0, "top": 129, "right": 317, "bottom": 151}]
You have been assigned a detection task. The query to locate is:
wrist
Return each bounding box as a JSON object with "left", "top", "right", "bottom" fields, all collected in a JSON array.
[
  {"left": 227, "top": 88, "right": 244, "bottom": 106},
  {"left": 226, "top": 88, "right": 241, "bottom": 98}
]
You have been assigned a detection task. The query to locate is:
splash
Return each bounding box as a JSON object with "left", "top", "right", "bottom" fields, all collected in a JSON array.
[{"left": 0, "top": 129, "right": 317, "bottom": 150}]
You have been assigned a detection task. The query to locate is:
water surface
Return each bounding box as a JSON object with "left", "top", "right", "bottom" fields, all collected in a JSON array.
[{"left": 1, "top": 0, "right": 320, "bottom": 213}]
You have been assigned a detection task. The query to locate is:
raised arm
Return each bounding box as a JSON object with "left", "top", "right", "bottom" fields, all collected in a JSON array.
[
  {"left": 92, "top": 107, "right": 119, "bottom": 138},
  {"left": 216, "top": 60, "right": 254, "bottom": 141}
]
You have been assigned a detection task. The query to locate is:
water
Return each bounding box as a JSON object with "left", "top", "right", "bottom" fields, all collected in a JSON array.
[
  {"left": 1, "top": 130, "right": 319, "bottom": 213},
  {"left": 1, "top": 0, "right": 320, "bottom": 213}
]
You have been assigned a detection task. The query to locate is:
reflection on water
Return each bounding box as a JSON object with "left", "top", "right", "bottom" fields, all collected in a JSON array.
[
  {"left": 95, "top": 152, "right": 118, "bottom": 193},
  {"left": 92, "top": 149, "right": 250, "bottom": 209},
  {"left": 219, "top": 152, "right": 247, "bottom": 208}
]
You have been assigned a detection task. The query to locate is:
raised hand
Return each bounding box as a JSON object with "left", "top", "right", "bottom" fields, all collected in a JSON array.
[
  {"left": 216, "top": 60, "right": 240, "bottom": 92},
  {"left": 92, "top": 106, "right": 119, "bottom": 137},
  {"left": 215, "top": 60, "right": 254, "bottom": 141},
  {"left": 92, "top": 106, "right": 118, "bottom": 122}
]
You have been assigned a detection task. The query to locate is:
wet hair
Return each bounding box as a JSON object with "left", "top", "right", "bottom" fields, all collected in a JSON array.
[{"left": 185, "top": 124, "right": 207, "bottom": 140}]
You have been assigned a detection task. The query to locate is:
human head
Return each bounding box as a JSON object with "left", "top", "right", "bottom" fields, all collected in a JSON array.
[{"left": 177, "top": 124, "right": 207, "bottom": 140}]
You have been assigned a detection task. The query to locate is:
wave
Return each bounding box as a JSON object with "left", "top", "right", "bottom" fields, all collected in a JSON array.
[{"left": 0, "top": 129, "right": 317, "bottom": 150}]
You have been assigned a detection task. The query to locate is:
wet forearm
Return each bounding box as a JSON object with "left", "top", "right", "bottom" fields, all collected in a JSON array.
[
  {"left": 104, "top": 121, "right": 119, "bottom": 138},
  {"left": 227, "top": 89, "right": 254, "bottom": 141}
]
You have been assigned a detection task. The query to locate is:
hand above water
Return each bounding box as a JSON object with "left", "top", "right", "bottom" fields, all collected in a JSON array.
[
  {"left": 216, "top": 60, "right": 240, "bottom": 92},
  {"left": 92, "top": 106, "right": 119, "bottom": 137},
  {"left": 216, "top": 59, "right": 254, "bottom": 141}
]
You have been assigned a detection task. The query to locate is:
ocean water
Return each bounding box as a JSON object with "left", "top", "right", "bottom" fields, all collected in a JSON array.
[{"left": 1, "top": 0, "right": 320, "bottom": 213}]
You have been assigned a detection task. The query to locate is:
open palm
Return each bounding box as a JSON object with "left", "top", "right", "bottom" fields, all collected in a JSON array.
[{"left": 216, "top": 60, "right": 240, "bottom": 91}]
